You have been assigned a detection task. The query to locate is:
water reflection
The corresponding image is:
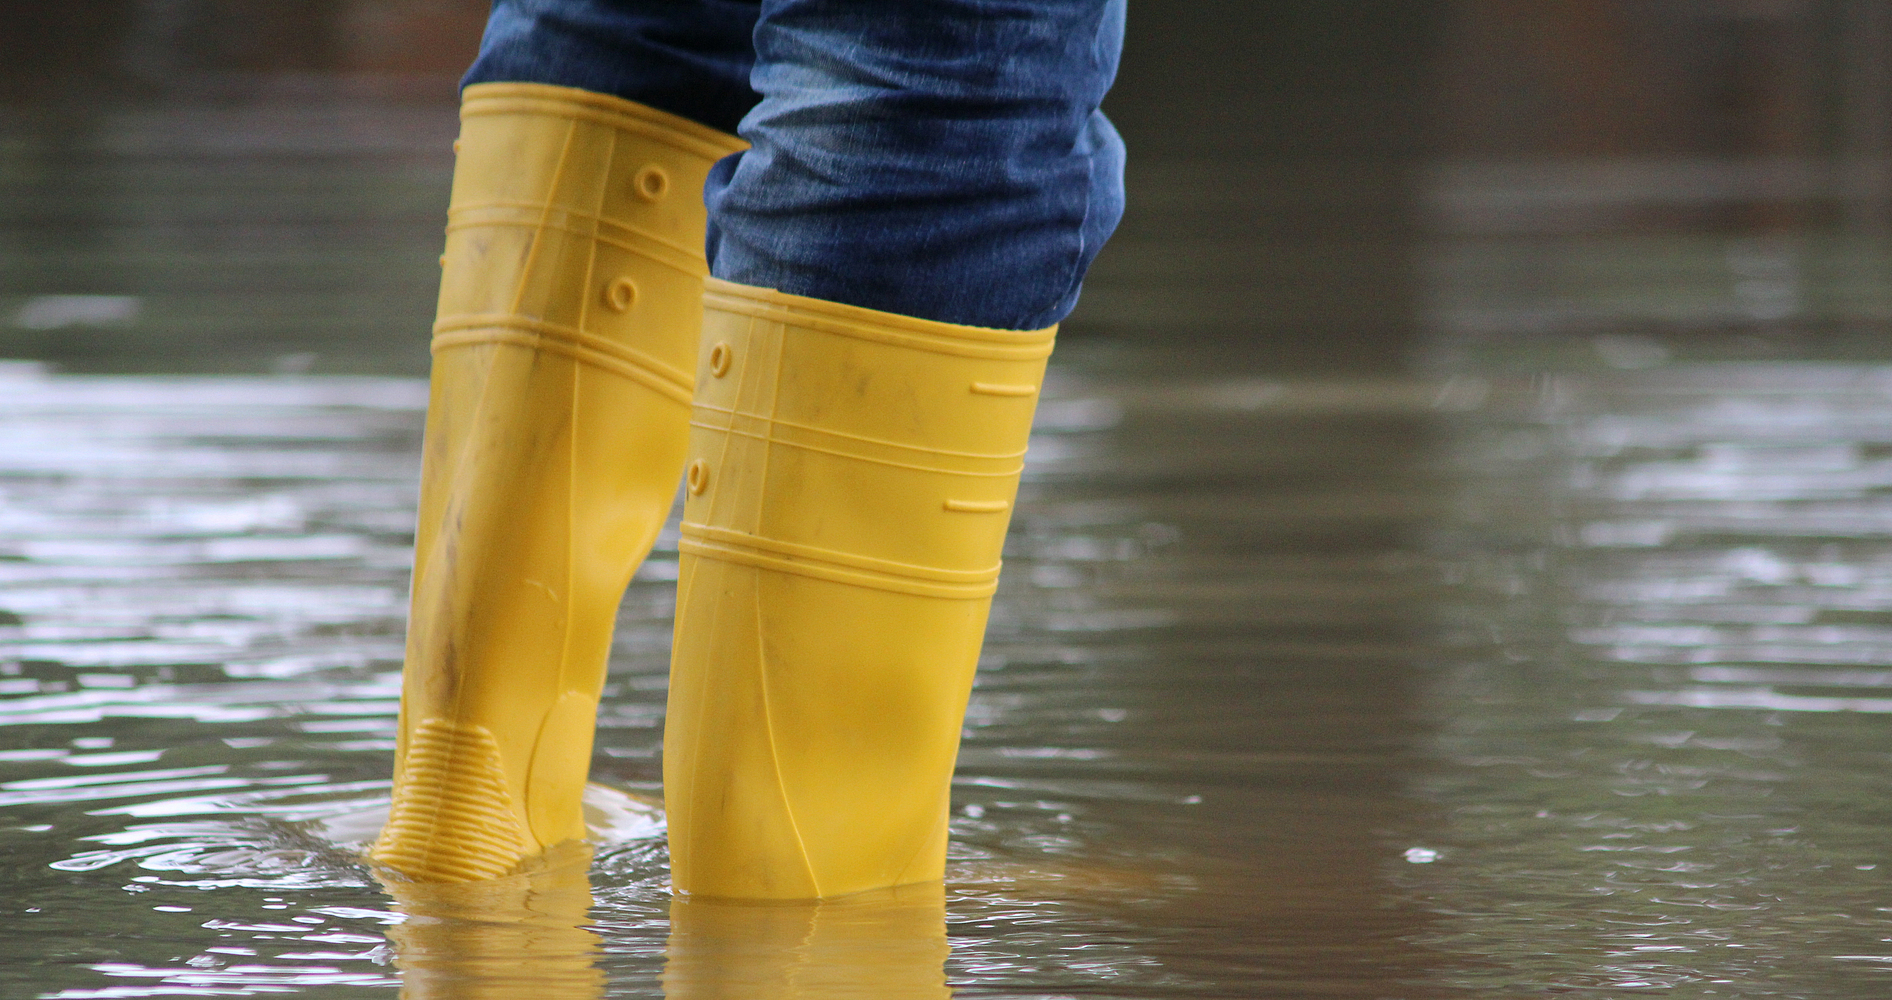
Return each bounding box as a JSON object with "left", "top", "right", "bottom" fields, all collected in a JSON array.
[
  {"left": 385, "top": 861, "right": 956, "bottom": 999},
  {"left": 381, "top": 842, "right": 604, "bottom": 1000},
  {"left": 0, "top": 361, "right": 1445, "bottom": 997},
  {"left": 664, "top": 884, "right": 949, "bottom": 1000},
  {"left": 1410, "top": 357, "right": 1892, "bottom": 995}
]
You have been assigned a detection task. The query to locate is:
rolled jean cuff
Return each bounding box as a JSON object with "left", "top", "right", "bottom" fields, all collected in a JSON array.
[
  {"left": 462, "top": 0, "right": 760, "bottom": 136},
  {"left": 707, "top": 0, "right": 1127, "bottom": 330}
]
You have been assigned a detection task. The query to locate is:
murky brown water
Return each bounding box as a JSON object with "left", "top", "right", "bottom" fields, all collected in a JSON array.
[
  {"left": 0, "top": 347, "right": 1449, "bottom": 998},
  {"left": 9, "top": 336, "right": 1892, "bottom": 997}
]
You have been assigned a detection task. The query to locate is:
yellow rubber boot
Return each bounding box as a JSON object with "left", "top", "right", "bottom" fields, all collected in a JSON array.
[
  {"left": 664, "top": 279, "right": 1054, "bottom": 899},
  {"left": 370, "top": 83, "right": 744, "bottom": 882}
]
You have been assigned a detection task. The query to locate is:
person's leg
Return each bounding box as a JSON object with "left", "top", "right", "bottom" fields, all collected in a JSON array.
[
  {"left": 464, "top": 0, "right": 762, "bottom": 134},
  {"left": 665, "top": 0, "right": 1126, "bottom": 899},
  {"left": 372, "top": 5, "right": 751, "bottom": 881},
  {"left": 704, "top": 0, "right": 1126, "bottom": 329}
]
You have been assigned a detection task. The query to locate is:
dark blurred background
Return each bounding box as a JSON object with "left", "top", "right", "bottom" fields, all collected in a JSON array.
[{"left": 0, "top": 0, "right": 1885, "bottom": 374}]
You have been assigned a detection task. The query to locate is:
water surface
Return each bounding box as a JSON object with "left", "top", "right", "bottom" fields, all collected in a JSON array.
[{"left": 0, "top": 349, "right": 1445, "bottom": 998}]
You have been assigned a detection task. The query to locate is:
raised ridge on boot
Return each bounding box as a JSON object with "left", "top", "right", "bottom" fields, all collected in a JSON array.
[{"left": 374, "top": 718, "right": 528, "bottom": 882}]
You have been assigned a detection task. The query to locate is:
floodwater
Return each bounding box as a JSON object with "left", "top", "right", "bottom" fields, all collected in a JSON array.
[
  {"left": 0, "top": 350, "right": 1445, "bottom": 998},
  {"left": 4, "top": 42, "right": 1892, "bottom": 1000},
  {"left": 11, "top": 335, "right": 1892, "bottom": 996}
]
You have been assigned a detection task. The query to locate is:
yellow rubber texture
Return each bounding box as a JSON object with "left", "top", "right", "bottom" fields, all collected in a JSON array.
[
  {"left": 663, "top": 881, "right": 949, "bottom": 998},
  {"left": 664, "top": 278, "right": 1054, "bottom": 899},
  {"left": 370, "top": 83, "right": 744, "bottom": 882}
]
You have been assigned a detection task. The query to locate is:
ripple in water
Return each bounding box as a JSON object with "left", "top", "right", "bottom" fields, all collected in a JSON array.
[
  {"left": 18, "top": 350, "right": 1892, "bottom": 997},
  {"left": 4, "top": 357, "right": 1330, "bottom": 998},
  {"left": 1414, "top": 358, "right": 1892, "bottom": 996}
]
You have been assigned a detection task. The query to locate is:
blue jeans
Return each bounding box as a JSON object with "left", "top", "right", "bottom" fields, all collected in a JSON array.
[{"left": 464, "top": 0, "right": 1125, "bottom": 331}]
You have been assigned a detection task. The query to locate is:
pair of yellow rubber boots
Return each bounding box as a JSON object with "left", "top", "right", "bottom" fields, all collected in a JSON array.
[{"left": 368, "top": 83, "right": 1053, "bottom": 898}]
